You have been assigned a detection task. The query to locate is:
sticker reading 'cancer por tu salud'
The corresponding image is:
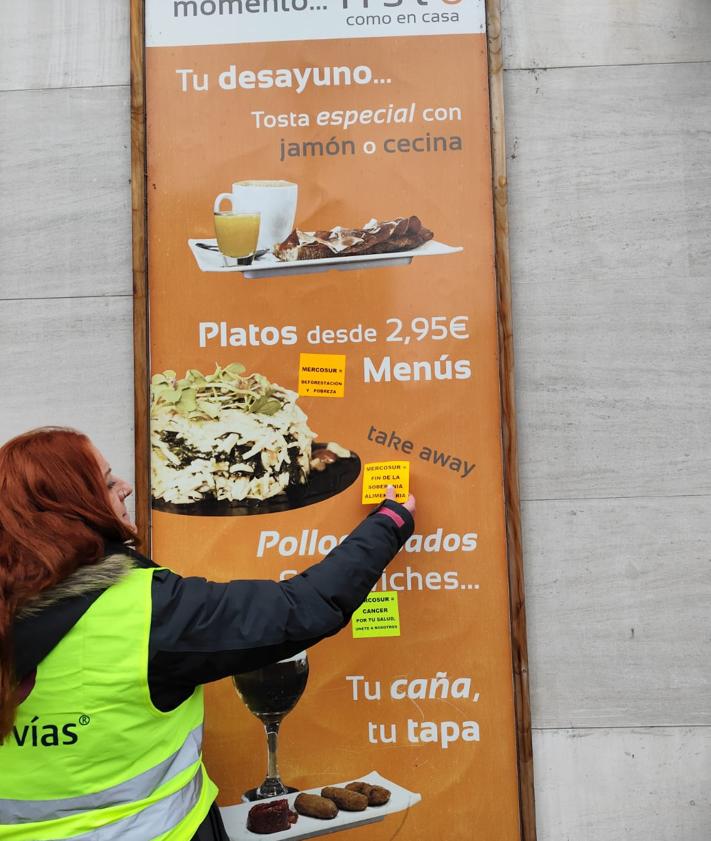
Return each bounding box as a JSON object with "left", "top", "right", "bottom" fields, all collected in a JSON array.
[
  {"left": 298, "top": 353, "right": 346, "bottom": 398},
  {"left": 352, "top": 591, "right": 401, "bottom": 638},
  {"left": 362, "top": 461, "right": 410, "bottom": 504}
]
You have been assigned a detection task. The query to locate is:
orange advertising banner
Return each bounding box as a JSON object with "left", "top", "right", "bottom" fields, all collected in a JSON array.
[{"left": 140, "top": 0, "right": 529, "bottom": 838}]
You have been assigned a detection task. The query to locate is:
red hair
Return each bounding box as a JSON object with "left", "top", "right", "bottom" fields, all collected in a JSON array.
[{"left": 0, "top": 427, "right": 136, "bottom": 739}]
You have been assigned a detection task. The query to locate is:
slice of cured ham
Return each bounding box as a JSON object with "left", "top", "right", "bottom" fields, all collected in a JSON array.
[{"left": 274, "top": 216, "right": 433, "bottom": 261}]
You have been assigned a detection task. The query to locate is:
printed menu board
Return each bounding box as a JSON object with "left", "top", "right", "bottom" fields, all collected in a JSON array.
[{"left": 140, "top": 0, "right": 527, "bottom": 837}]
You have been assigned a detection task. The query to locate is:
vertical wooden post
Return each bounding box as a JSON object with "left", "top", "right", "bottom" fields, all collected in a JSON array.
[
  {"left": 487, "top": 1, "right": 537, "bottom": 838},
  {"left": 130, "top": 0, "right": 150, "bottom": 551}
]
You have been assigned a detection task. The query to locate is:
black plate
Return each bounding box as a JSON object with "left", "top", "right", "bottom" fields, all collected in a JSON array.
[{"left": 151, "top": 448, "right": 360, "bottom": 517}]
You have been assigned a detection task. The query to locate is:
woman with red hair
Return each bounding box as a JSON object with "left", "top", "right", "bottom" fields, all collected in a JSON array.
[{"left": 0, "top": 427, "right": 415, "bottom": 841}]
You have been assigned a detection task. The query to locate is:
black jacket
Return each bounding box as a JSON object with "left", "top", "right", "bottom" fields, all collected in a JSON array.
[{"left": 12, "top": 499, "right": 414, "bottom": 841}]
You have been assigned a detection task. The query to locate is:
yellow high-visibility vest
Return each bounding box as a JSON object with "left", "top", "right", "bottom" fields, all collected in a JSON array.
[{"left": 0, "top": 567, "right": 218, "bottom": 840}]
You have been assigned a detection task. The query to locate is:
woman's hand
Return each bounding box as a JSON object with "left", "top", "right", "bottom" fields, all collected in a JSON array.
[{"left": 385, "top": 485, "right": 416, "bottom": 514}]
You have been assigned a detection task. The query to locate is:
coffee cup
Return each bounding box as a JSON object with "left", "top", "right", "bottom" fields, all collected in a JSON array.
[{"left": 214, "top": 181, "right": 298, "bottom": 251}]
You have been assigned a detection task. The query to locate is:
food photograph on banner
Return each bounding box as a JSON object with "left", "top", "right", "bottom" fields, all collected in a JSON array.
[{"left": 138, "top": 0, "right": 530, "bottom": 837}]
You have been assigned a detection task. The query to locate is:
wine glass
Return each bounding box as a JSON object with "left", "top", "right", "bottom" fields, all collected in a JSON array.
[{"left": 232, "top": 651, "right": 309, "bottom": 800}]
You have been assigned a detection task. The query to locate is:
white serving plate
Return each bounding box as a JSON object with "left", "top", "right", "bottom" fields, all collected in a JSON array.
[
  {"left": 188, "top": 239, "right": 463, "bottom": 278},
  {"left": 219, "top": 771, "right": 421, "bottom": 841}
]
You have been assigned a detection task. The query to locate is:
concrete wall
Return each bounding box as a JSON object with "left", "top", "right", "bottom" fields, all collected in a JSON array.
[{"left": 1, "top": 2, "right": 709, "bottom": 836}]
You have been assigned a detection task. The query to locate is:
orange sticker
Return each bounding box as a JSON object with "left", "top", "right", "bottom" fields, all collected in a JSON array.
[{"left": 298, "top": 353, "right": 346, "bottom": 398}]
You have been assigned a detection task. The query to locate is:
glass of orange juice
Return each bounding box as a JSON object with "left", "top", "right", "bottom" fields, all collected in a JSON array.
[{"left": 214, "top": 210, "right": 261, "bottom": 266}]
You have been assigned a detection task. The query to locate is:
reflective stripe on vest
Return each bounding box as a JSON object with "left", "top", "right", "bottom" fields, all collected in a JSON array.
[
  {"left": 65, "top": 767, "right": 204, "bottom": 841},
  {"left": 0, "top": 724, "right": 203, "bottom": 824}
]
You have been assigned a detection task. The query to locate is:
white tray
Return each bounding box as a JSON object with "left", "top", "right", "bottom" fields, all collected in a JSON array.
[
  {"left": 188, "top": 238, "right": 462, "bottom": 278},
  {"left": 220, "top": 771, "right": 421, "bottom": 841}
]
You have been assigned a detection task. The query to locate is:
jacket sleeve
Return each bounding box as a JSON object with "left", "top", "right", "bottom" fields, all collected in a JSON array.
[{"left": 147, "top": 500, "right": 414, "bottom": 711}]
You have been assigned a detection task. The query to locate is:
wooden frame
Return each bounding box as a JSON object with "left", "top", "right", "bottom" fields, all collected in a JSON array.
[
  {"left": 486, "top": 1, "right": 537, "bottom": 836},
  {"left": 131, "top": 0, "right": 150, "bottom": 551},
  {"left": 130, "top": 1, "right": 535, "bottom": 836}
]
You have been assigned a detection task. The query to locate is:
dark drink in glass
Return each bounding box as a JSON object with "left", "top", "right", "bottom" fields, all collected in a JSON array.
[
  {"left": 234, "top": 656, "right": 309, "bottom": 723},
  {"left": 232, "top": 651, "right": 309, "bottom": 800}
]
